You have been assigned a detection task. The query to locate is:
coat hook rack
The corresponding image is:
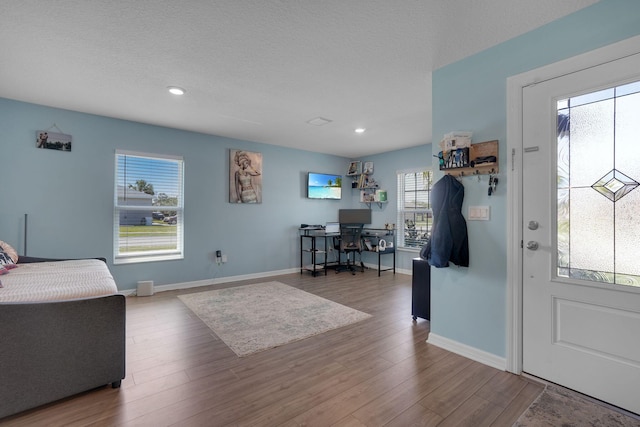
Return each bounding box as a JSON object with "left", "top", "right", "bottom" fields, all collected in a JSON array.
[{"left": 439, "top": 140, "right": 499, "bottom": 178}]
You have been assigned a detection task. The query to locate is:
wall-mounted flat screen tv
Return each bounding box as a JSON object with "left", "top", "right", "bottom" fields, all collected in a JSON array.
[{"left": 307, "top": 172, "right": 342, "bottom": 200}]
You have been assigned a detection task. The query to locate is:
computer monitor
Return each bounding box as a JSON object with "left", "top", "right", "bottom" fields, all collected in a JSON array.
[{"left": 338, "top": 209, "right": 371, "bottom": 224}]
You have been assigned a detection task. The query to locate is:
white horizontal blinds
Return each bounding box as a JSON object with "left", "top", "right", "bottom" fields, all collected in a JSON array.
[
  {"left": 396, "top": 169, "right": 432, "bottom": 249},
  {"left": 114, "top": 150, "right": 184, "bottom": 263}
]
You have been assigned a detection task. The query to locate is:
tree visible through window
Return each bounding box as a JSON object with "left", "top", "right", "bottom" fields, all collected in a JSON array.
[
  {"left": 397, "top": 169, "right": 433, "bottom": 249},
  {"left": 114, "top": 150, "right": 184, "bottom": 264}
]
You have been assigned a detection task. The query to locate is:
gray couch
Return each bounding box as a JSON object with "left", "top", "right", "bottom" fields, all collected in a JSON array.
[{"left": 0, "top": 257, "right": 126, "bottom": 419}]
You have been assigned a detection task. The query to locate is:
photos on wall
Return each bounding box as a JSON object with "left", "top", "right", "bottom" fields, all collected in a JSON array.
[
  {"left": 229, "top": 149, "right": 262, "bottom": 203},
  {"left": 36, "top": 130, "right": 72, "bottom": 152},
  {"left": 363, "top": 161, "right": 374, "bottom": 174},
  {"left": 347, "top": 161, "right": 361, "bottom": 176}
]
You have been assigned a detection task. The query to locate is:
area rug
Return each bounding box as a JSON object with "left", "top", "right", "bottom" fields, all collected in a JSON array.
[
  {"left": 513, "top": 384, "right": 640, "bottom": 426},
  {"left": 178, "top": 281, "right": 371, "bottom": 357}
]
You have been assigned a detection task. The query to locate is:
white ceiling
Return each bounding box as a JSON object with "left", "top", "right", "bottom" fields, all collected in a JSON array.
[{"left": 0, "top": 0, "right": 598, "bottom": 158}]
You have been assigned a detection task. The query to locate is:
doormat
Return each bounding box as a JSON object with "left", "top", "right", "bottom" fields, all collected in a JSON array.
[
  {"left": 178, "top": 281, "right": 371, "bottom": 357},
  {"left": 513, "top": 384, "right": 640, "bottom": 426}
]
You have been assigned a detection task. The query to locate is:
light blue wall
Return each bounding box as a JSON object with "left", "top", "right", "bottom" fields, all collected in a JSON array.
[
  {"left": 430, "top": 0, "right": 640, "bottom": 357},
  {"left": 0, "top": 99, "right": 354, "bottom": 290},
  {"left": 355, "top": 144, "right": 431, "bottom": 271},
  {"left": 3, "top": 0, "right": 639, "bottom": 358}
]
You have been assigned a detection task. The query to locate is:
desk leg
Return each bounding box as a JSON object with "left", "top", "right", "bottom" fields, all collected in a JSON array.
[
  {"left": 393, "top": 250, "right": 396, "bottom": 274},
  {"left": 311, "top": 237, "right": 315, "bottom": 275},
  {"left": 322, "top": 235, "right": 327, "bottom": 275}
]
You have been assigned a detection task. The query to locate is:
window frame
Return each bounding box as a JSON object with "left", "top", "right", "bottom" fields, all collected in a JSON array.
[
  {"left": 113, "top": 149, "right": 184, "bottom": 264},
  {"left": 396, "top": 167, "right": 433, "bottom": 251}
]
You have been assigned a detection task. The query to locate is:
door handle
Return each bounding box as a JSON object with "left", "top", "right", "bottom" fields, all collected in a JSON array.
[{"left": 526, "top": 241, "right": 539, "bottom": 251}]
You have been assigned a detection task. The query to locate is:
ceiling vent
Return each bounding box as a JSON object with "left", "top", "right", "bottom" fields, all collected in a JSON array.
[{"left": 306, "top": 117, "right": 332, "bottom": 126}]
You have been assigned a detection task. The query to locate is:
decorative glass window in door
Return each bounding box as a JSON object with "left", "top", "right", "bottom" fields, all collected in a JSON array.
[{"left": 557, "top": 80, "right": 640, "bottom": 286}]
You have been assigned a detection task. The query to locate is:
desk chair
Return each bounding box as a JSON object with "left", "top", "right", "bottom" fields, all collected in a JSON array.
[{"left": 335, "top": 223, "right": 364, "bottom": 275}]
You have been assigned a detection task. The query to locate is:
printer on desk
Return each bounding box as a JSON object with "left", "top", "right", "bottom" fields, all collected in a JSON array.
[{"left": 325, "top": 222, "right": 340, "bottom": 234}]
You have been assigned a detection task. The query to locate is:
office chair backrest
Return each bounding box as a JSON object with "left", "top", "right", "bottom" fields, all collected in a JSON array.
[{"left": 339, "top": 223, "right": 363, "bottom": 252}]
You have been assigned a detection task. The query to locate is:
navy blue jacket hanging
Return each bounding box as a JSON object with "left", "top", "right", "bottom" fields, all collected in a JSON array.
[{"left": 421, "top": 174, "right": 469, "bottom": 268}]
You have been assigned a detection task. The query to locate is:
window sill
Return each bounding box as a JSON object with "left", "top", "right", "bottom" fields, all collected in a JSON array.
[
  {"left": 114, "top": 253, "right": 183, "bottom": 265},
  {"left": 397, "top": 246, "right": 422, "bottom": 253}
]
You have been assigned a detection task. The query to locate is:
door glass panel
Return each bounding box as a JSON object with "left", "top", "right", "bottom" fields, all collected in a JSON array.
[
  {"left": 557, "top": 82, "right": 640, "bottom": 287},
  {"left": 615, "top": 190, "right": 640, "bottom": 278},
  {"left": 570, "top": 100, "right": 614, "bottom": 187},
  {"left": 569, "top": 188, "right": 614, "bottom": 272}
]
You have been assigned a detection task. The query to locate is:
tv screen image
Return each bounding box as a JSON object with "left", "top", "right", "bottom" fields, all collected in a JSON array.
[{"left": 307, "top": 172, "right": 342, "bottom": 200}]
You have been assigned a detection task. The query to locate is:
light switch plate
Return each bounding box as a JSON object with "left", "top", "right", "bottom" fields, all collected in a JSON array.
[{"left": 468, "top": 205, "right": 490, "bottom": 221}]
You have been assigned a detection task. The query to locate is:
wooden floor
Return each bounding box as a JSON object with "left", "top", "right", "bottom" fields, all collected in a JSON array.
[{"left": 2, "top": 270, "right": 544, "bottom": 426}]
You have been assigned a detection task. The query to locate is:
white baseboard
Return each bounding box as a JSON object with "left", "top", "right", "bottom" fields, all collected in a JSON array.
[
  {"left": 427, "top": 333, "right": 506, "bottom": 371},
  {"left": 396, "top": 266, "right": 411, "bottom": 275},
  {"left": 362, "top": 262, "right": 411, "bottom": 276},
  {"left": 123, "top": 264, "right": 412, "bottom": 296},
  {"left": 126, "top": 268, "right": 299, "bottom": 295}
]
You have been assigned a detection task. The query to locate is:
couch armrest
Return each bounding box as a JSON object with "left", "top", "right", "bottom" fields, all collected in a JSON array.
[{"left": 0, "top": 294, "right": 125, "bottom": 418}]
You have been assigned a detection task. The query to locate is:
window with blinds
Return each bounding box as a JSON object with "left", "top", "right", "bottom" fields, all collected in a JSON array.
[
  {"left": 114, "top": 150, "right": 184, "bottom": 264},
  {"left": 396, "top": 169, "right": 433, "bottom": 249}
]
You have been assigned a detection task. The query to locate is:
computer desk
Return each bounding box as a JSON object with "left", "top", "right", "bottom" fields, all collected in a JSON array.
[
  {"left": 299, "top": 227, "right": 338, "bottom": 276},
  {"left": 299, "top": 226, "right": 395, "bottom": 277},
  {"left": 361, "top": 228, "right": 396, "bottom": 276}
]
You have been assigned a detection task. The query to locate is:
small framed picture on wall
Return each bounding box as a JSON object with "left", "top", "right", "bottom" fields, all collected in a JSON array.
[
  {"left": 36, "top": 130, "right": 72, "bottom": 152},
  {"left": 363, "top": 161, "right": 374, "bottom": 174},
  {"left": 347, "top": 161, "right": 361, "bottom": 176}
]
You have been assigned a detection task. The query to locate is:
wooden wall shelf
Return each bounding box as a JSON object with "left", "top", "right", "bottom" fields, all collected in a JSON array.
[{"left": 440, "top": 140, "right": 499, "bottom": 177}]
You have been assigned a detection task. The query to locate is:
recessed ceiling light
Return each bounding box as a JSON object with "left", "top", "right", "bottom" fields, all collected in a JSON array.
[
  {"left": 355, "top": 128, "right": 366, "bottom": 133},
  {"left": 167, "top": 86, "right": 185, "bottom": 95}
]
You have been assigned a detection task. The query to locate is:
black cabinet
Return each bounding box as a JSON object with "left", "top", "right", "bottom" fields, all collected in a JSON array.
[{"left": 412, "top": 257, "right": 430, "bottom": 320}]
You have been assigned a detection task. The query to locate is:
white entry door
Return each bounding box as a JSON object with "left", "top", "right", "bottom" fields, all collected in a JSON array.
[{"left": 522, "top": 51, "right": 640, "bottom": 414}]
